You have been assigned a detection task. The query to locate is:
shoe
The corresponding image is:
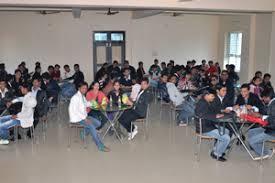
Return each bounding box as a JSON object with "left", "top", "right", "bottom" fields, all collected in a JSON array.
[
  {"left": 178, "top": 122, "right": 187, "bottom": 127},
  {"left": 0, "top": 139, "right": 9, "bottom": 145},
  {"left": 210, "top": 151, "right": 227, "bottom": 162},
  {"left": 99, "top": 145, "right": 111, "bottom": 152},
  {"left": 128, "top": 125, "right": 138, "bottom": 140}
]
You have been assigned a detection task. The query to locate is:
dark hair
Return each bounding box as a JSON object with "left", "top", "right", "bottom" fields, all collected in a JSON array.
[
  {"left": 14, "top": 69, "right": 22, "bottom": 74},
  {"left": 203, "top": 88, "right": 216, "bottom": 96},
  {"left": 221, "top": 70, "right": 229, "bottom": 75},
  {"left": 161, "top": 73, "right": 168, "bottom": 77},
  {"left": 32, "top": 77, "right": 41, "bottom": 83},
  {"left": 168, "top": 75, "right": 176, "bottom": 81},
  {"left": 264, "top": 73, "right": 271, "bottom": 78},
  {"left": 261, "top": 89, "right": 274, "bottom": 98},
  {"left": 255, "top": 71, "right": 262, "bottom": 76},
  {"left": 185, "top": 71, "right": 191, "bottom": 75},
  {"left": 42, "top": 72, "right": 51, "bottom": 80},
  {"left": 74, "top": 64, "right": 79, "bottom": 68},
  {"left": 161, "top": 62, "right": 166, "bottom": 65},
  {"left": 78, "top": 82, "right": 88, "bottom": 89},
  {"left": 64, "top": 65, "right": 69, "bottom": 68},
  {"left": 241, "top": 83, "right": 250, "bottom": 90},
  {"left": 21, "top": 61, "right": 26, "bottom": 65},
  {"left": 154, "top": 59, "right": 159, "bottom": 63},
  {"left": 35, "top": 66, "right": 41, "bottom": 70},
  {"left": 21, "top": 82, "right": 30, "bottom": 90},
  {"left": 89, "top": 81, "right": 100, "bottom": 90},
  {"left": 252, "top": 76, "right": 261, "bottom": 82},
  {"left": 141, "top": 77, "right": 149, "bottom": 84},
  {"left": 216, "top": 84, "right": 227, "bottom": 91},
  {"left": 208, "top": 60, "right": 214, "bottom": 64},
  {"left": 48, "top": 65, "right": 54, "bottom": 70},
  {"left": 138, "top": 61, "right": 143, "bottom": 65},
  {"left": 113, "top": 79, "right": 120, "bottom": 86},
  {"left": 113, "top": 60, "right": 118, "bottom": 64},
  {"left": 55, "top": 64, "right": 60, "bottom": 68},
  {"left": 124, "top": 60, "right": 129, "bottom": 64},
  {"left": 0, "top": 78, "right": 6, "bottom": 83}
]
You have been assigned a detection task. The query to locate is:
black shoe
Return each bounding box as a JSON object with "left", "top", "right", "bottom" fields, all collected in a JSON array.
[
  {"left": 9, "top": 134, "right": 22, "bottom": 142},
  {"left": 210, "top": 151, "right": 227, "bottom": 162}
]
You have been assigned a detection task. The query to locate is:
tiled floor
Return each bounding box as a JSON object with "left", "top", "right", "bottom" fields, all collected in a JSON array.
[{"left": 0, "top": 101, "right": 274, "bottom": 183}]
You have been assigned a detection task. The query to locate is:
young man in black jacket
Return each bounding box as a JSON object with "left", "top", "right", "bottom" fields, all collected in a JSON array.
[
  {"left": 248, "top": 89, "right": 275, "bottom": 160},
  {"left": 235, "top": 84, "right": 265, "bottom": 114},
  {"left": 118, "top": 77, "right": 153, "bottom": 140},
  {"left": 195, "top": 89, "right": 230, "bottom": 162},
  {"left": 211, "top": 85, "right": 232, "bottom": 114}
]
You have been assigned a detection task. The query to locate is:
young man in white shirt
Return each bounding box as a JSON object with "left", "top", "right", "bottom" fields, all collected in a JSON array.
[
  {"left": 69, "top": 82, "right": 110, "bottom": 152},
  {"left": 0, "top": 83, "right": 37, "bottom": 145},
  {"left": 167, "top": 75, "right": 195, "bottom": 126}
]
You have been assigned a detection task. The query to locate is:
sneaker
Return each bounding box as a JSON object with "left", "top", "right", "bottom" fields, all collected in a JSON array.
[
  {"left": 210, "top": 151, "right": 227, "bottom": 162},
  {"left": 128, "top": 125, "right": 138, "bottom": 140},
  {"left": 0, "top": 139, "right": 9, "bottom": 145},
  {"left": 178, "top": 121, "right": 187, "bottom": 127},
  {"left": 99, "top": 145, "right": 111, "bottom": 152}
]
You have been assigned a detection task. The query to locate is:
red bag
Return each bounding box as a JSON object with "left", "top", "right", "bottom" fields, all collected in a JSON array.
[{"left": 240, "top": 114, "right": 268, "bottom": 127}]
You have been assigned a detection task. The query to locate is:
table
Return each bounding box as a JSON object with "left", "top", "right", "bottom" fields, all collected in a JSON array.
[
  {"left": 93, "top": 104, "right": 132, "bottom": 143},
  {"left": 214, "top": 113, "right": 257, "bottom": 160}
]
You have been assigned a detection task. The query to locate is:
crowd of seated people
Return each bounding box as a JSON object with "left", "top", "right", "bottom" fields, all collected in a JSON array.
[
  {"left": 0, "top": 58, "right": 274, "bottom": 160},
  {"left": 0, "top": 61, "right": 86, "bottom": 144}
]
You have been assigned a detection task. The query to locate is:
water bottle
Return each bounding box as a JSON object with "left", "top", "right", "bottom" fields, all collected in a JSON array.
[
  {"left": 118, "top": 97, "right": 121, "bottom": 108},
  {"left": 110, "top": 96, "right": 113, "bottom": 108}
]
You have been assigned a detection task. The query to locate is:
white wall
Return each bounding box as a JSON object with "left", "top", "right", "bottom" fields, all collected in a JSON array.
[
  {"left": 254, "top": 14, "right": 272, "bottom": 74},
  {"left": 218, "top": 15, "right": 251, "bottom": 83},
  {"left": 269, "top": 12, "right": 275, "bottom": 84},
  {"left": 0, "top": 11, "right": 219, "bottom": 82},
  {"left": 218, "top": 13, "right": 274, "bottom": 84}
]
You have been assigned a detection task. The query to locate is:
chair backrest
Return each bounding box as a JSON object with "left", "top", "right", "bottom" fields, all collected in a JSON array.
[{"left": 194, "top": 115, "right": 203, "bottom": 134}]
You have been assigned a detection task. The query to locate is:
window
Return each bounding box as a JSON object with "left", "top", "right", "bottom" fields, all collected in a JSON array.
[
  {"left": 224, "top": 32, "right": 243, "bottom": 72},
  {"left": 111, "top": 33, "right": 124, "bottom": 41},
  {"left": 94, "top": 33, "right": 107, "bottom": 41}
]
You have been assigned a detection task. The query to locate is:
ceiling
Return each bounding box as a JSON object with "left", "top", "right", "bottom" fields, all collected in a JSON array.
[{"left": 0, "top": 0, "right": 274, "bottom": 12}]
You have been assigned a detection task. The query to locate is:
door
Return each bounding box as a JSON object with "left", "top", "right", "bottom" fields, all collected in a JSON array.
[{"left": 93, "top": 31, "right": 125, "bottom": 77}]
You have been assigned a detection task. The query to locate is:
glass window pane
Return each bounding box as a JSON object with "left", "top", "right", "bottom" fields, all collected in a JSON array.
[
  {"left": 111, "top": 33, "right": 124, "bottom": 41},
  {"left": 94, "top": 33, "right": 107, "bottom": 41}
]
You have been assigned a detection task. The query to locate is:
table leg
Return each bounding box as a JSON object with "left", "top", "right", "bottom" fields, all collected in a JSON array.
[
  {"left": 228, "top": 123, "right": 256, "bottom": 160},
  {"left": 101, "top": 111, "right": 124, "bottom": 143}
]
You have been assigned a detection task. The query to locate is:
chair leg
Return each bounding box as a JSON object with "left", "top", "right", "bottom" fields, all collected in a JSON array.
[
  {"left": 68, "top": 126, "right": 72, "bottom": 148},
  {"left": 130, "top": 122, "right": 133, "bottom": 140},
  {"left": 197, "top": 137, "right": 202, "bottom": 162},
  {"left": 261, "top": 141, "right": 266, "bottom": 165},
  {"left": 83, "top": 128, "right": 87, "bottom": 149}
]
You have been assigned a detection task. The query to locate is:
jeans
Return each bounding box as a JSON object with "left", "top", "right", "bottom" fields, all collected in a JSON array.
[
  {"left": 248, "top": 127, "right": 275, "bottom": 156},
  {"left": 79, "top": 116, "right": 104, "bottom": 148},
  {"left": 203, "top": 128, "right": 231, "bottom": 157},
  {"left": 60, "top": 82, "right": 76, "bottom": 99},
  {"left": 149, "top": 79, "right": 158, "bottom": 88},
  {"left": 0, "top": 115, "right": 20, "bottom": 139},
  {"left": 178, "top": 98, "right": 195, "bottom": 123}
]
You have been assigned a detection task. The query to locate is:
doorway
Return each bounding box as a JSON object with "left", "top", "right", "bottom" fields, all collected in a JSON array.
[{"left": 93, "top": 31, "right": 125, "bottom": 76}]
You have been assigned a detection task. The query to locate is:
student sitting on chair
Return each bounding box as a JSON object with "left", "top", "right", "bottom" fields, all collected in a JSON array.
[
  {"left": 118, "top": 77, "right": 153, "bottom": 140},
  {"left": 69, "top": 82, "right": 110, "bottom": 152},
  {"left": 195, "top": 89, "right": 231, "bottom": 162},
  {"left": 0, "top": 83, "right": 37, "bottom": 145},
  {"left": 248, "top": 89, "right": 275, "bottom": 160}
]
